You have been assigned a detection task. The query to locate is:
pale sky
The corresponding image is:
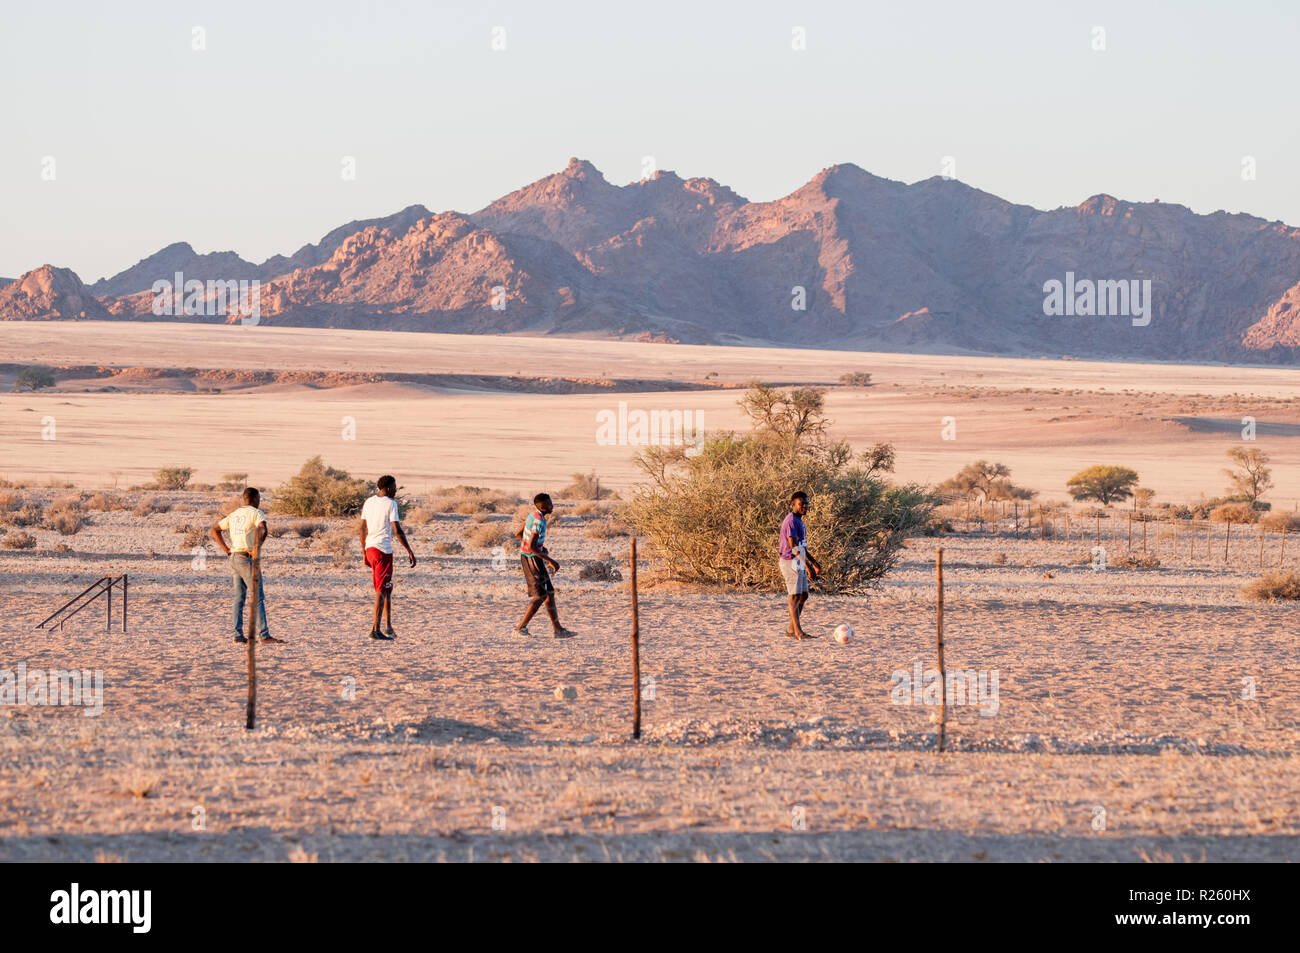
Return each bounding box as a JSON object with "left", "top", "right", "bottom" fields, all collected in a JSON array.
[{"left": 2, "top": 0, "right": 1297, "bottom": 282}]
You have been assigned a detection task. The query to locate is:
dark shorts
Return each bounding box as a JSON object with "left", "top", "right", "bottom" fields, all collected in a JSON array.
[
  {"left": 521, "top": 554, "right": 554, "bottom": 598},
  {"left": 365, "top": 547, "right": 394, "bottom": 591}
]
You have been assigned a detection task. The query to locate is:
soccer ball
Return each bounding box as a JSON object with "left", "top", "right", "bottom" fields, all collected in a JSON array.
[{"left": 832, "top": 623, "right": 853, "bottom": 644}]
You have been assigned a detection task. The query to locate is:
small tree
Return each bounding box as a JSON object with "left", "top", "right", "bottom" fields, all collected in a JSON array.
[
  {"left": 1133, "top": 487, "right": 1156, "bottom": 510},
  {"left": 1066, "top": 465, "right": 1139, "bottom": 506},
  {"left": 937, "top": 460, "right": 1011, "bottom": 502},
  {"left": 154, "top": 466, "right": 194, "bottom": 491},
  {"left": 14, "top": 365, "right": 56, "bottom": 391},
  {"left": 1223, "top": 447, "right": 1272, "bottom": 505}
]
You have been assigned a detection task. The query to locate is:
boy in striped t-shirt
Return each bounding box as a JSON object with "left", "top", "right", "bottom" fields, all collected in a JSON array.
[{"left": 514, "top": 492, "right": 576, "bottom": 638}]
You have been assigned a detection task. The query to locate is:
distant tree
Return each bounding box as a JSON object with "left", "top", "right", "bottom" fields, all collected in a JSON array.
[
  {"left": 1067, "top": 465, "right": 1139, "bottom": 506},
  {"left": 937, "top": 460, "right": 1011, "bottom": 502},
  {"left": 838, "top": 372, "right": 873, "bottom": 387},
  {"left": 154, "top": 466, "right": 194, "bottom": 491},
  {"left": 1133, "top": 487, "right": 1156, "bottom": 510},
  {"left": 14, "top": 365, "right": 55, "bottom": 391},
  {"left": 1223, "top": 447, "right": 1272, "bottom": 505}
]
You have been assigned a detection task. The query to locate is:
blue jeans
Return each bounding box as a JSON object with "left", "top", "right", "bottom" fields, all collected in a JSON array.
[{"left": 230, "top": 553, "right": 269, "bottom": 638}]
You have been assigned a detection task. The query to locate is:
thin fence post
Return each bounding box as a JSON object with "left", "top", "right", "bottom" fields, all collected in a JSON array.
[
  {"left": 245, "top": 558, "right": 258, "bottom": 730},
  {"left": 1224, "top": 521, "right": 1231, "bottom": 563},
  {"left": 631, "top": 537, "right": 641, "bottom": 740},
  {"left": 1280, "top": 524, "right": 1287, "bottom": 569},
  {"left": 1259, "top": 524, "right": 1265, "bottom": 569},
  {"left": 935, "top": 547, "right": 946, "bottom": 754}
]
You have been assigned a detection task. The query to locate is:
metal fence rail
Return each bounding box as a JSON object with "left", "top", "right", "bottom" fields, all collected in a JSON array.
[{"left": 36, "top": 574, "right": 128, "bottom": 632}]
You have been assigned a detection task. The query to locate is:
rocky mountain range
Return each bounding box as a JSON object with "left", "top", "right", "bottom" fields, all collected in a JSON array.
[{"left": 4, "top": 157, "right": 1298, "bottom": 363}]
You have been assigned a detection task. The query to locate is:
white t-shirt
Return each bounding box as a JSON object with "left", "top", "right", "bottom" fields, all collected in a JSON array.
[
  {"left": 219, "top": 505, "right": 266, "bottom": 554},
  {"left": 361, "top": 495, "right": 401, "bottom": 553}
]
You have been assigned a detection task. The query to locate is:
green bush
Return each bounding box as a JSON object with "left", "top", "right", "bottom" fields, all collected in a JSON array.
[
  {"left": 14, "top": 365, "right": 56, "bottom": 391},
  {"left": 624, "top": 385, "right": 932, "bottom": 592},
  {"left": 273, "top": 457, "right": 373, "bottom": 517}
]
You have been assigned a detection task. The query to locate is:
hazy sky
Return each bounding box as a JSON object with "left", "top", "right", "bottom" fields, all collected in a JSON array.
[{"left": 2, "top": 0, "right": 1297, "bottom": 281}]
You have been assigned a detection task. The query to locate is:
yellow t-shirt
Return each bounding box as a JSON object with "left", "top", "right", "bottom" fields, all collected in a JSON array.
[{"left": 219, "top": 505, "right": 266, "bottom": 553}]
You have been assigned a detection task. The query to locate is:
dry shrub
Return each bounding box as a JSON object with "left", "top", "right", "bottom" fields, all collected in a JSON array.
[
  {"left": 464, "top": 523, "right": 512, "bottom": 549},
  {"left": 579, "top": 560, "right": 623, "bottom": 582},
  {"left": 403, "top": 506, "right": 437, "bottom": 525},
  {"left": 426, "top": 485, "right": 518, "bottom": 515},
  {"left": 993, "top": 552, "right": 1008, "bottom": 565},
  {"left": 585, "top": 519, "right": 629, "bottom": 539},
  {"left": 177, "top": 524, "right": 206, "bottom": 548},
  {"left": 557, "top": 471, "right": 616, "bottom": 500},
  {"left": 86, "top": 491, "right": 123, "bottom": 512},
  {"left": 1210, "top": 502, "right": 1258, "bottom": 524},
  {"left": 1259, "top": 512, "right": 1300, "bottom": 533},
  {"left": 321, "top": 530, "right": 355, "bottom": 568},
  {"left": 431, "top": 540, "right": 463, "bottom": 555},
  {"left": 1240, "top": 572, "right": 1300, "bottom": 602},
  {"left": 46, "top": 504, "right": 85, "bottom": 536},
  {"left": 292, "top": 521, "right": 325, "bottom": 538},
  {"left": 273, "top": 456, "right": 373, "bottom": 517},
  {"left": 5, "top": 502, "right": 44, "bottom": 527},
  {"left": 1111, "top": 551, "right": 1161, "bottom": 569},
  {"left": 1, "top": 531, "right": 36, "bottom": 550},
  {"left": 571, "top": 501, "right": 599, "bottom": 516},
  {"left": 133, "top": 496, "right": 171, "bottom": 517},
  {"left": 0, "top": 490, "right": 21, "bottom": 512}
]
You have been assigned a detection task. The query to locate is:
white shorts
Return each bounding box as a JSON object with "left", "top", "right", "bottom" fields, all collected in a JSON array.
[{"left": 779, "top": 557, "right": 808, "bottom": 595}]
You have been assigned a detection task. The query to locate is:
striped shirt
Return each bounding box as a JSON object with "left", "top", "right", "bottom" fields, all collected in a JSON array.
[{"left": 521, "top": 509, "right": 547, "bottom": 556}]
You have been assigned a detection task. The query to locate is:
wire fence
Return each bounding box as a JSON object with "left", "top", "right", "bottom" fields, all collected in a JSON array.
[{"left": 933, "top": 498, "right": 1294, "bottom": 573}]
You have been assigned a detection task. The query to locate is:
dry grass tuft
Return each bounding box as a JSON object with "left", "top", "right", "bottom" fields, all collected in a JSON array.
[
  {"left": 464, "top": 523, "right": 512, "bottom": 549},
  {"left": 1240, "top": 572, "right": 1300, "bottom": 602},
  {"left": 1, "top": 531, "right": 36, "bottom": 549}
]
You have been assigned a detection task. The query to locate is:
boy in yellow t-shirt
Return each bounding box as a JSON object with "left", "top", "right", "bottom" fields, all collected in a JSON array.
[{"left": 210, "top": 487, "right": 283, "bottom": 644}]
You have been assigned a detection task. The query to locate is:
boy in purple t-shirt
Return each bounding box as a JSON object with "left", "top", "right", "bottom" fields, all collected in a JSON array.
[{"left": 778, "top": 490, "right": 822, "bottom": 640}]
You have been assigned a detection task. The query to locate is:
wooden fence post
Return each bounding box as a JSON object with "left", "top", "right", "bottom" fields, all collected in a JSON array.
[
  {"left": 245, "top": 557, "right": 258, "bottom": 730},
  {"left": 936, "top": 548, "right": 946, "bottom": 754},
  {"left": 631, "top": 537, "right": 641, "bottom": 740}
]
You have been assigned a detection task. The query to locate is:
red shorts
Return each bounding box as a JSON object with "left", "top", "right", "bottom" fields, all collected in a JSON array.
[{"left": 364, "top": 548, "right": 394, "bottom": 591}]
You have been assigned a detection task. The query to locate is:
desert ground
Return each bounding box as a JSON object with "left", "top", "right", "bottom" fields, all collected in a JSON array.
[{"left": 1, "top": 322, "right": 1297, "bottom": 862}]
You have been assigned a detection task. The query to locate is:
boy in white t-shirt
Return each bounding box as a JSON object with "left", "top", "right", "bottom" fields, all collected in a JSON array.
[
  {"left": 357, "top": 475, "right": 416, "bottom": 640},
  {"left": 210, "top": 487, "right": 283, "bottom": 644}
]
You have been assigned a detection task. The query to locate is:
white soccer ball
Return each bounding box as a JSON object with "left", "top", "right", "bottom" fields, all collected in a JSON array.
[{"left": 832, "top": 623, "right": 853, "bottom": 644}]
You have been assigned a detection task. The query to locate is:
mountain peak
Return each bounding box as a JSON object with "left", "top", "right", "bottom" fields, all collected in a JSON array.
[{"left": 563, "top": 157, "right": 605, "bottom": 182}]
